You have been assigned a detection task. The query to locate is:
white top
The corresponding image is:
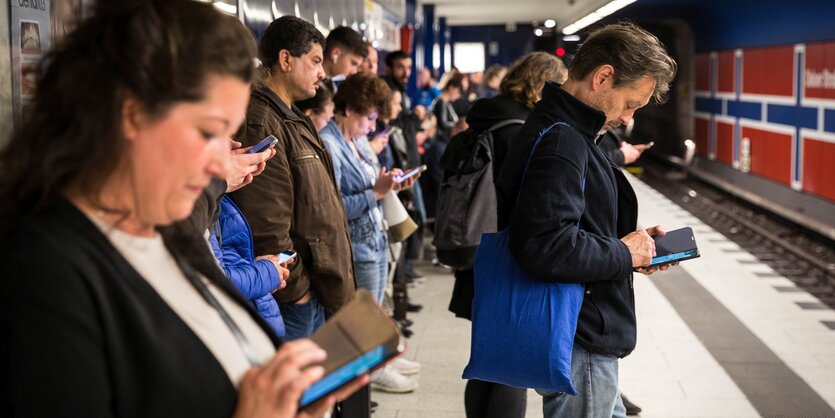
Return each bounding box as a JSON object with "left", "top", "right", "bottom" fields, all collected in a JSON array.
[{"left": 87, "top": 215, "right": 275, "bottom": 386}]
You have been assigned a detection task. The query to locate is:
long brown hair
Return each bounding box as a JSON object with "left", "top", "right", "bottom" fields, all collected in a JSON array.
[{"left": 0, "top": 0, "right": 256, "bottom": 236}]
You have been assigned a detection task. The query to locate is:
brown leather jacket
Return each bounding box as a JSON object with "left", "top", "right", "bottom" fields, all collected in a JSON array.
[{"left": 231, "top": 86, "right": 355, "bottom": 314}]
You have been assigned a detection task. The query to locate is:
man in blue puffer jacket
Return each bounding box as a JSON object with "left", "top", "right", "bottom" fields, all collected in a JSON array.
[{"left": 210, "top": 195, "right": 289, "bottom": 337}]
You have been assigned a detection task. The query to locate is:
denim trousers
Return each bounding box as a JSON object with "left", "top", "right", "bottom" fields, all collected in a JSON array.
[
  {"left": 536, "top": 343, "right": 627, "bottom": 418},
  {"left": 277, "top": 290, "right": 326, "bottom": 341},
  {"left": 354, "top": 251, "right": 389, "bottom": 304}
]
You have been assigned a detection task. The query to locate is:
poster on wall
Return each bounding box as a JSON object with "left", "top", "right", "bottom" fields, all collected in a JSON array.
[
  {"left": 10, "top": 0, "right": 51, "bottom": 126},
  {"left": 1, "top": 2, "right": 13, "bottom": 145}
]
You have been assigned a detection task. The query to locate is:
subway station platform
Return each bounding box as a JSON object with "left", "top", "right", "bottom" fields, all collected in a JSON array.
[{"left": 372, "top": 172, "right": 835, "bottom": 418}]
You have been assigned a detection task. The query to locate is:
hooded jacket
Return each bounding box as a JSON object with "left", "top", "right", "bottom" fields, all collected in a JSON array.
[
  {"left": 496, "top": 81, "right": 639, "bottom": 358},
  {"left": 210, "top": 196, "right": 285, "bottom": 337}
]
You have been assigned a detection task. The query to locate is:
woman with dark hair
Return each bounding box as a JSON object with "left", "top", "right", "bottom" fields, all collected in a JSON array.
[
  {"left": 0, "top": 1, "right": 362, "bottom": 417},
  {"left": 447, "top": 51, "right": 568, "bottom": 418}
]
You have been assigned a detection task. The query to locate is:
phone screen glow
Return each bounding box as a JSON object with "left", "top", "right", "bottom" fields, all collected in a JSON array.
[
  {"left": 650, "top": 248, "right": 698, "bottom": 266},
  {"left": 299, "top": 346, "right": 386, "bottom": 407}
]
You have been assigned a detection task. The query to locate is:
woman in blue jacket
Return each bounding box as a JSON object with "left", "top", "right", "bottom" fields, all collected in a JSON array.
[{"left": 211, "top": 196, "right": 290, "bottom": 337}]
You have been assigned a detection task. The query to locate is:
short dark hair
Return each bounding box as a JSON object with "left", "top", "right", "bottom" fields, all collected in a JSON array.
[
  {"left": 259, "top": 16, "right": 325, "bottom": 70},
  {"left": 385, "top": 50, "right": 410, "bottom": 68},
  {"left": 443, "top": 77, "right": 463, "bottom": 92},
  {"left": 332, "top": 72, "right": 391, "bottom": 116},
  {"left": 0, "top": 0, "right": 256, "bottom": 233},
  {"left": 568, "top": 22, "right": 677, "bottom": 104},
  {"left": 325, "top": 26, "right": 368, "bottom": 58},
  {"left": 296, "top": 81, "right": 333, "bottom": 114}
]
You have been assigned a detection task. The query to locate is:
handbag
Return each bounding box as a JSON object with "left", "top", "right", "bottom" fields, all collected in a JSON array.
[
  {"left": 462, "top": 121, "right": 585, "bottom": 394},
  {"left": 382, "top": 190, "right": 417, "bottom": 243}
]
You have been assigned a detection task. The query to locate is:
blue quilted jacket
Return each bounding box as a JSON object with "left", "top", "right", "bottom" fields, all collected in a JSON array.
[{"left": 210, "top": 196, "right": 285, "bottom": 337}]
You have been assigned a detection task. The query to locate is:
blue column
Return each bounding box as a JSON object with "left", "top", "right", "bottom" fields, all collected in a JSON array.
[
  {"left": 406, "top": 0, "right": 418, "bottom": 105},
  {"left": 438, "top": 17, "right": 447, "bottom": 76},
  {"left": 422, "top": 4, "right": 436, "bottom": 72}
]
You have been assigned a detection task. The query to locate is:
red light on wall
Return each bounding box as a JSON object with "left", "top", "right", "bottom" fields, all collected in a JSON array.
[{"left": 556, "top": 47, "right": 566, "bottom": 57}]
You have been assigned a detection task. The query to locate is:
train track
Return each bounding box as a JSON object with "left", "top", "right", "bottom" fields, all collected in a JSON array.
[{"left": 637, "top": 160, "right": 835, "bottom": 309}]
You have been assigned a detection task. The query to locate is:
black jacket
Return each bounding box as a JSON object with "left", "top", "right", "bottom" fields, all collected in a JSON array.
[
  {"left": 0, "top": 197, "right": 281, "bottom": 417},
  {"left": 496, "top": 82, "right": 638, "bottom": 357},
  {"left": 447, "top": 94, "right": 532, "bottom": 320},
  {"left": 467, "top": 94, "right": 532, "bottom": 179}
]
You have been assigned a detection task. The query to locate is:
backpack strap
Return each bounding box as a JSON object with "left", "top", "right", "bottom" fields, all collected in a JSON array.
[
  {"left": 517, "top": 121, "right": 586, "bottom": 204},
  {"left": 486, "top": 118, "right": 526, "bottom": 133}
]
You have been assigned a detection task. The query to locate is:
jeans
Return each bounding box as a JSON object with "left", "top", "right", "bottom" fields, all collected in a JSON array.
[
  {"left": 536, "top": 344, "right": 627, "bottom": 418},
  {"left": 354, "top": 251, "right": 389, "bottom": 304},
  {"left": 277, "top": 291, "right": 325, "bottom": 340}
]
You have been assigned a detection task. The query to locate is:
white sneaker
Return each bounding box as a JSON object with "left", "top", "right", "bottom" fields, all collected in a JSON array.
[
  {"left": 371, "top": 366, "right": 418, "bottom": 393},
  {"left": 390, "top": 357, "right": 421, "bottom": 376}
]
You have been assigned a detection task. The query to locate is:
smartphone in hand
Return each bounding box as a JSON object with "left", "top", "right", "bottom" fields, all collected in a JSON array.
[
  {"left": 245, "top": 135, "right": 278, "bottom": 154},
  {"left": 647, "top": 227, "right": 700, "bottom": 267},
  {"left": 394, "top": 164, "right": 427, "bottom": 184},
  {"left": 278, "top": 250, "right": 297, "bottom": 265}
]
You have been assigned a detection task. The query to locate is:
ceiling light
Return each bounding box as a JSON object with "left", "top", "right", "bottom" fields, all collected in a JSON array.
[
  {"left": 544, "top": 19, "right": 556, "bottom": 28},
  {"left": 562, "top": 0, "right": 637, "bottom": 35},
  {"left": 534, "top": 28, "right": 544, "bottom": 37},
  {"left": 563, "top": 34, "right": 581, "bottom": 42}
]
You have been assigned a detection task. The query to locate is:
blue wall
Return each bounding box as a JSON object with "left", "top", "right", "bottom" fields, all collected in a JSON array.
[
  {"left": 449, "top": 24, "right": 535, "bottom": 67},
  {"left": 609, "top": 0, "right": 835, "bottom": 52}
]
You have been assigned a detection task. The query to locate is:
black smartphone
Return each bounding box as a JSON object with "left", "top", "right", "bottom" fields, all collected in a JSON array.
[
  {"left": 246, "top": 135, "right": 278, "bottom": 154},
  {"left": 647, "top": 226, "right": 700, "bottom": 267}
]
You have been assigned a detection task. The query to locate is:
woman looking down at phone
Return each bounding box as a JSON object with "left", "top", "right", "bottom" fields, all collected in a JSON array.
[
  {"left": 0, "top": 1, "right": 364, "bottom": 417},
  {"left": 320, "top": 73, "right": 418, "bottom": 394},
  {"left": 321, "top": 73, "right": 405, "bottom": 303}
]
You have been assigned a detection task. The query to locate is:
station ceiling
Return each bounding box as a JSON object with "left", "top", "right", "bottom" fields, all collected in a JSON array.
[{"left": 421, "top": 0, "right": 615, "bottom": 27}]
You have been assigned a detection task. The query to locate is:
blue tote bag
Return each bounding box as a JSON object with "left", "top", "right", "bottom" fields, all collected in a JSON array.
[{"left": 462, "top": 121, "right": 585, "bottom": 395}]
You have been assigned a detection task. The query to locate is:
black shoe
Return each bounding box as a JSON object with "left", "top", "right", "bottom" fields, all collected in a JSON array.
[
  {"left": 370, "top": 400, "right": 378, "bottom": 413},
  {"left": 621, "top": 394, "right": 641, "bottom": 415},
  {"left": 396, "top": 318, "right": 414, "bottom": 328},
  {"left": 400, "top": 326, "right": 413, "bottom": 338},
  {"left": 405, "top": 269, "right": 424, "bottom": 280},
  {"left": 407, "top": 302, "right": 423, "bottom": 313}
]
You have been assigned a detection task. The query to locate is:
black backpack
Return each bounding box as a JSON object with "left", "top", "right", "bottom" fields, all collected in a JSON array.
[{"left": 433, "top": 119, "right": 525, "bottom": 269}]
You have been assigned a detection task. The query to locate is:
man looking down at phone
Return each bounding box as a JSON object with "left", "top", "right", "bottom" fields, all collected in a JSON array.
[
  {"left": 231, "top": 16, "right": 356, "bottom": 341},
  {"left": 494, "top": 23, "right": 677, "bottom": 418}
]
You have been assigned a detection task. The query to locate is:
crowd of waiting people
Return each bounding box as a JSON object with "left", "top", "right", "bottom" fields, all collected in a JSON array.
[{"left": 0, "top": 1, "right": 677, "bottom": 417}]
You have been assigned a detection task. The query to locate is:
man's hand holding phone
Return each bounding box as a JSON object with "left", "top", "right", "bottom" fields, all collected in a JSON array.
[{"left": 227, "top": 136, "right": 277, "bottom": 193}]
